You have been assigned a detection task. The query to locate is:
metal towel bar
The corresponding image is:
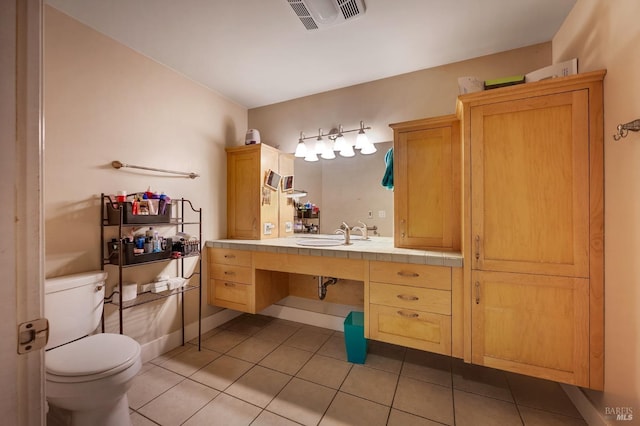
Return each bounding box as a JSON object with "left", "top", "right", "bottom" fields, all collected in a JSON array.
[{"left": 111, "top": 160, "right": 199, "bottom": 179}]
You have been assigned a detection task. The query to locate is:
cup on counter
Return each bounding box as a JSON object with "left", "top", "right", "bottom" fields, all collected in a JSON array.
[{"left": 116, "top": 191, "right": 127, "bottom": 203}]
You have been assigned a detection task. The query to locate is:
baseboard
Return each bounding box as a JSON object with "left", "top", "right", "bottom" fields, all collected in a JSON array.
[
  {"left": 561, "top": 384, "right": 610, "bottom": 426},
  {"left": 139, "top": 309, "right": 242, "bottom": 363},
  {"left": 259, "top": 296, "right": 362, "bottom": 332}
]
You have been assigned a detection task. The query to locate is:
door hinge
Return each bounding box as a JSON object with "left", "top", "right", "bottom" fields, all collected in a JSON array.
[{"left": 17, "top": 318, "right": 49, "bottom": 354}]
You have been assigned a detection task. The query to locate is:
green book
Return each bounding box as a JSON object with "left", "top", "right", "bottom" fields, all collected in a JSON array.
[{"left": 484, "top": 75, "right": 525, "bottom": 90}]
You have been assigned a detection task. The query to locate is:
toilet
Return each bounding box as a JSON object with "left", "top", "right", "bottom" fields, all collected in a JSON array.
[{"left": 45, "top": 271, "right": 141, "bottom": 426}]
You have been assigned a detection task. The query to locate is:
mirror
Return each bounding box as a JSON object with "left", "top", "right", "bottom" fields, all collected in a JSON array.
[{"left": 293, "top": 141, "right": 394, "bottom": 236}]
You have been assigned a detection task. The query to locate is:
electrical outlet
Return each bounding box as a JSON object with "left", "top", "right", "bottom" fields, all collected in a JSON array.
[
  {"left": 378, "top": 210, "right": 386, "bottom": 218},
  {"left": 263, "top": 222, "right": 273, "bottom": 235},
  {"left": 285, "top": 221, "right": 293, "bottom": 233}
]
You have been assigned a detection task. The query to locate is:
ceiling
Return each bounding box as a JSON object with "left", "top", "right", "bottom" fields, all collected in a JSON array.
[{"left": 46, "top": 0, "right": 576, "bottom": 109}]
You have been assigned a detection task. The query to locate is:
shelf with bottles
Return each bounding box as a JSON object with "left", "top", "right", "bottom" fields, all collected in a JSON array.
[{"left": 100, "top": 192, "right": 203, "bottom": 348}]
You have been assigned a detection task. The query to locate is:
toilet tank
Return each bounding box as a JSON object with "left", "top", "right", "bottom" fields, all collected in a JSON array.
[{"left": 45, "top": 271, "right": 107, "bottom": 350}]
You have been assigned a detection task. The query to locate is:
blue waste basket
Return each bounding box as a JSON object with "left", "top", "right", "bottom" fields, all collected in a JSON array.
[{"left": 344, "top": 311, "right": 367, "bottom": 364}]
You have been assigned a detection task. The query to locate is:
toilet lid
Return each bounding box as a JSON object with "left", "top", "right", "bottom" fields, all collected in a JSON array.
[{"left": 46, "top": 333, "right": 140, "bottom": 379}]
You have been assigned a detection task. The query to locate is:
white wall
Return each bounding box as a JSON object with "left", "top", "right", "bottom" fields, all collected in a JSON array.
[
  {"left": 44, "top": 6, "right": 247, "bottom": 343},
  {"left": 553, "top": 0, "right": 640, "bottom": 415}
]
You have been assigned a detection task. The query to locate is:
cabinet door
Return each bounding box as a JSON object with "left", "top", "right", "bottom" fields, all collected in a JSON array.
[
  {"left": 471, "top": 270, "right": 589, "bottom": 386},
  {"left": 395, "top": 120, "right": 460, "bottom": 250},
  {"left": 227, "top": 150, "right": 260, "bottom": 239},
  {"left": 470, "top": 90, "right": 590, "bottom": 277}
]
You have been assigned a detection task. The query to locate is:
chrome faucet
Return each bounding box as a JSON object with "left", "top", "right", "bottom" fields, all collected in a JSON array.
[
  {"left": 335, "top": 222, "right": 352, "bottom": 245},
  {"left": 352, "top": 221, "right": 369, "bottom": 240}
]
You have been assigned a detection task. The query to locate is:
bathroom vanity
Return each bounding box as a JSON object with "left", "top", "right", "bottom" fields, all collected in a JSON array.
[{"left": 206, "top": 237, "right": 464, "bottom": 358}]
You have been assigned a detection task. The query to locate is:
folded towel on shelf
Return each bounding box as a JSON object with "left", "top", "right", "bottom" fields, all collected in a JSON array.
[{"left": 381, "top": 148, "right": 394, "bottom": 190}]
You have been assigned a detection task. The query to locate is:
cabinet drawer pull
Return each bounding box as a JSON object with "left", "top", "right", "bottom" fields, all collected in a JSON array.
[
  {"left": 224, "top": 254, "right": 236, "bottom": 259},
  {"left": 397, "top": 271, "right": 419, "bottom": 278},
  {"left": 474, "top": 235, "right": 480, "bottom": 261},
  {"left": 397, "top": 294, "right": 419, "bottom": 301},
  {"left": 224, "top": 271, "right": 235, "bottom": 276},
  {"left": 397, "top": 310, "right": 419, "bottom": 319},
  {"left": 475, "top": 281, "right": 480, "bottom": 304},
  {"left": 224, "top": 282, "right": 235, "bottom": 287}
]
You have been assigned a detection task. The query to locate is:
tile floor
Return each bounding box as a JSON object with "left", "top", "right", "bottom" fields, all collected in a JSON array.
[{"left": 128, "top": 314, "right": 587, "bottom": 426}]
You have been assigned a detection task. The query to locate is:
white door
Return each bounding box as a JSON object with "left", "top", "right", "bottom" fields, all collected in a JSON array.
[{"left": 0, "top": 1, "right": 46, "bottom": 425}]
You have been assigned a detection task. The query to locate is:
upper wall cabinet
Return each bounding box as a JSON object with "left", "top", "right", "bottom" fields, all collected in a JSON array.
[
  {"left": 390, "top": 115, "right": 461, "bottom": 251},
  {"left": 457, "top": 70, "right": 605, "bottom": 390},
  {"left": 226, "top": 144, "right": 294, "bottom": 239}
]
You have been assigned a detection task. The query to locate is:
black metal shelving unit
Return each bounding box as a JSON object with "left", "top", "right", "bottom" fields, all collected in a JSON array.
[{"left": 100, "top": 193, "right": 202, "bottom": 350}]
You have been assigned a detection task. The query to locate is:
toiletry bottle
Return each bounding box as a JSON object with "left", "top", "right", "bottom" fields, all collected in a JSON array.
[{"left": 152, "top": 231, "right": 161, "bottom": 253}]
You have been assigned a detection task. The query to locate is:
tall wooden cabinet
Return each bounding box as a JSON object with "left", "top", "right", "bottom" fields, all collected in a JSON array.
[
  {"left": 390, "top": 115, "right": 461, "bottom": 251},
  {"left": 226, "top": 144, "right": 294, "bottom": 239},
  {"left": 457, "top": 70, "right": 605, "bottom": 389}
]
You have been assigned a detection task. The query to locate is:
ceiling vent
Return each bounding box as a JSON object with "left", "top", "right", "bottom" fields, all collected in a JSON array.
[{"left": 287, "top": 0, "right": 366, "bottom": 30}]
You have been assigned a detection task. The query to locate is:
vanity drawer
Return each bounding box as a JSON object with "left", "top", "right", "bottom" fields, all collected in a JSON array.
[
  {"left": 208, "top": 248, "right": 252, "bottom": 267},
  {"left": 369, "top": 304, "right": 451, "bottom": 355},
  {"left": 370, "top": 282, "right": 451, "bottom": 315},
  {"left": 210, "top": 264, "right": 252, "bottom": 284},
  {"left": 210, "top": 279, "right": 251, "bottom": 312},
  {"left": 370, "top": 261, "right": 451, "bottom": 290}
]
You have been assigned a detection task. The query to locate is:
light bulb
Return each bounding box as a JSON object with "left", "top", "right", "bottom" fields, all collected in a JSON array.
[
  {"left": 340, "top": 143, "right": 355, "bottom": 157},
  {"left": 321, "top": 148, "right": 336, "bottom": 159},
  {"left": 334, "top": 134, "right": 346, "bottom": 152},
  {"left": 360, "top": 140, "right": 377, "bottom": 155},
  {"left": 355, "top": 131, "right": 368, "bottom": 150},
  {"left": 294, "top": 140, "right": 307, "bottom": 157},
  {"left": 304, "top": 150, "right": 319, "bottom": 162}
]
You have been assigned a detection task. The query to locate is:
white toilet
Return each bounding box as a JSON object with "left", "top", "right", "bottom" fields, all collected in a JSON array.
[{"left": 45, "top": 271, "right": 142, "bottom": 426}]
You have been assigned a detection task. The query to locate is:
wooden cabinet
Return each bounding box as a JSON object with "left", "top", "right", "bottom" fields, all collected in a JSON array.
[
  {"left": 457, "top": 70, "right": 605, "bottom": 389},
  {"left": 207, "top": 247, "right": 288, "bottom": 313},
  {"left": 389, "top": 115, "right": 461, "bottom": 251},
  {"left": 368, "top": 261, "right": 453, "bottom": 355},
  {"left": 226, "top": 144, "right": 294, "bottom": 239}
]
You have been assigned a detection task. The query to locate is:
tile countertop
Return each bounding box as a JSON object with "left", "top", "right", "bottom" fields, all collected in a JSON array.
[{"left": 205, "top": 236, "right": 463, "bottom": 268}]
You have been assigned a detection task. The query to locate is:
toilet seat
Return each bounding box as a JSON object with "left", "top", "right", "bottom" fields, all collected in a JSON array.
[{"left": 46, "top": 333, "right": 141, "bottom": 383}]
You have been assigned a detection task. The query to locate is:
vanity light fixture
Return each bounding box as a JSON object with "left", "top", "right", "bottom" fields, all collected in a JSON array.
[{"left": 296, "top": 121, "right": 373, "bottom": 161}]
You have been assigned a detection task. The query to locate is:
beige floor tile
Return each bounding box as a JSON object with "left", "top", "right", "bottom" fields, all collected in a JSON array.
[
  {"left": 223, "top": 314, "right": 273, "bottom": 335},
  {"left": 387, "top": 409, "right": 444, "bottom": 426},
  {"left": 225, "top": 365, "right": 292, "bottom": 408},
  {"left": 156, "top": 346, "right": 221, "bottom": 377},
  {"left": 393, "top": 376, "right": 453, "bottom": 425},
  {"left": 451, "top": 358, "right": 513, "bottom": 402},
  {"left": 453, "top": 389, "right": 522, "bottom": 426},
  {"left": 258, "top": 345, "right": 314, "bottom": 375},
  {"left": 200, "top": 330, "right": 249, "bottom": 353},
  {"left": 269, "top": 318, "right": 305, "bottom": 328},
  {"left": 519, "top": 406, "right": 587, "bottom": 425},
  {"left": 182, "top": 393, "right": 261, "bottom": 426},
  {"left": 188, "top": 327, "right": 221, "bottom": 345},
  {"left": 267, "top": 378, "right": 337, "bottom": 426},
  {"left": 401, "top": 349, "right": 452, "bottom": 387},
  {"left": 226, "top": 336, "right": 280, "bottom": 363},
  {"left": 138, "top": 379, "right": 219, "bottom": 426},
  {"left": 150, "top": 344, "right": 192, "bottom": 366},
  {"left": 300, "top": 324, "right": 335, "bottom": 335},
  {"left": 283, "top": 327, "right": 330, "bottom": 352},
  {"left": 130, "top": 411, "right": 158, "bottom": 426},
  {"left": 317, "top": 335, "right": 348, "bottom": 362},
  {"left": 364, "top": 341, "right": 406, "bottom": 374},
  {"left": 319, "top": 392, "right": 390, "bottom": 426},
  {"left": 506, "top": 373, "right": 583, "bottom": 418},
  {"left": 254, "top": 322, "right": 301, "bottom": 344},
  {"left": 296, "top": 354, "right": 353, "bottom": 389},
  {"left": 128, "top": 365, "right": 185, "bottom": 409},
  {"left": 251, "top": 410, "right": 302, "bottom": 426},
  {"left": 340, "top": 364, "right": 399, "bottom": 406},
  {"left": 190, "top": 355, "right": 253, "bottom": 391}
]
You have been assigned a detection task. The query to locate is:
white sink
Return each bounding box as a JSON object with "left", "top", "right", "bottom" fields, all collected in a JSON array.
[{"left": 295, "top": 238, "right": 344, "bottom": 247}]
